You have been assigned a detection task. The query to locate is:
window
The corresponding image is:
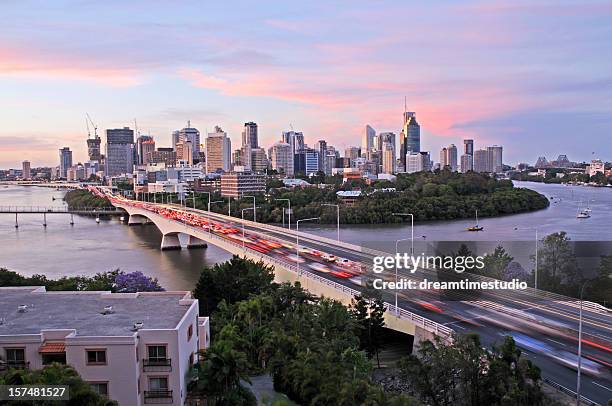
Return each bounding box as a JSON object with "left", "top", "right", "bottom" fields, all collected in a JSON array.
[
  {"left": 90, "top": 382, "right": 108, "bottom": 397},
  {"left": 187, "top": 324, "right": 193, "bottom": 341},
  {"left": 86, "top": 350, "right": 107, "bottom": 365},
  {"left": 5, "top": 348, "right": 25, "bottom": 365},
  {"left": 147, "top": 345, "right": 167, "bottom": 361},
  {"left": 149, "top": 377, "right": 168, "bottom": 391}
]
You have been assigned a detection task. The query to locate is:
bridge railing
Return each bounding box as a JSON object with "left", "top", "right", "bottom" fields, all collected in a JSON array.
[
  {"left": 543, "top": 378, "right": 600, "bottom": 406},
  {"left": 156, "top": 212, "right": 455, "bottom": 342},
  {"left": 0, "top": 206, "right": 120, "bottom": 213}
]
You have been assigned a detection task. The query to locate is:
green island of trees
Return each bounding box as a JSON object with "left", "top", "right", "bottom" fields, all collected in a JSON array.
[{"left": 64, "top": 189, "right": 112, "bottom": 210}]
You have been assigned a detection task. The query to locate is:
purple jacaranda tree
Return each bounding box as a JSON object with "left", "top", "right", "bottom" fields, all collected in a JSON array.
[{"left": 114, "top": 271, "right": 164, "bottom": 293}]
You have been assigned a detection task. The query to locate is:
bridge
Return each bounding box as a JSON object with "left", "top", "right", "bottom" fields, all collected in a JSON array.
[
  {"left": 0, "top": 206, "right": 122, "bottom": 227},
  {"left": 101, "top": 192, "right": 611, "bottom": 405}
]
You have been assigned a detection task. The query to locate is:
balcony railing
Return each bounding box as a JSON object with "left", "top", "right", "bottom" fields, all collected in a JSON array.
[
  {"left": 144, "top": 390, "right": 173, "bottom": 404},
  {"left": 142, "top": 358, "right": 172, "bottom": 372},
  {"left": 0, "top": 361, "right": 30, "bottom": 371}
]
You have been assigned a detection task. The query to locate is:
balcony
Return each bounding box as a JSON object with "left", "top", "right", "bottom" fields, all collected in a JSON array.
[
  {"left": 142, "top": 358, "right": 172, "bottom": 372},
  {"left": 144, "top": 390, "right": 173, "bottom": 404},
  {"left": 0, "top": 361, "right": 30, "bottom": 371}
]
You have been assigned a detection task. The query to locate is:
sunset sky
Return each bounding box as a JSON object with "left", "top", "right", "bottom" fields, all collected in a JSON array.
[{"left": 1, "top": 0, "right": 611, "bottom": 168}]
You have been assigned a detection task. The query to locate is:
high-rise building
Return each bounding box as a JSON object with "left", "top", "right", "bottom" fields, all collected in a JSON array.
[
  {"left": 270, "top": 142, "right": 294, "bottom": 177},
  {"left": 177, "top": 121, "right": 201, "bottom": 158},
  {"left": 487, "top": 145, "right": 503, "bottom": 173},
  {"left": 317, "top": 140, "right": 328, "bottom": 173},
  {"left": 205, "top": 126, "right": 231, "bottom": 173},
  {"left": 362, "top": 125, "right": 376, "bottom": 158},
  {"left": 473, "top": 149, "right": 490, "bottom": 173},
  {"left": 22, "top": 161, "right": 31, "bottom": 180},
  {"left": 439, "top": 148, "right": 448, "bottom": 169},
  {"left": 136, "top": 135, "right": 155, "bottom": 165},
  {"left": 250, "top": 148, "right": 268, "bottom": 173},
  {"left": 460, "top": 154, "right": 473, "bottom": 172},
  {"left": 242, "top": 122, "right": 258, "bottom": 148},
  {"left": 345, "top": 147, "right": 361, "bottom": 162},
  {"left": 171, "top": 130, "right": 180, "bottom": 151},
  {"left": 400, "top": 111, "right": 420, "bottom": 168},
  {"left": 221, "top": 171, "right": 266, "bottom": 198},
  {"left": 406, "top": 152, "right": 430, "bottom": 173},
  {"left": 105, "top": 127, "right": 134, "bottom": 176},
  {"left": 463, "top": 139, "right": 474, "bottom": 156},
  {"left": 378, "top": 132, "right": 396, "bottom": 151},
  {"left": 147, "top": 147, "right": 177, "bottom": 167},
  {"left": 382, "top": 143, "right": 395, "bottom": 174},
  {"left": 294, "top": 148, "right": 320, "bottom": 175},
  {"left": 59, "top": 147, "right": 73, "bottom": 178},
  {"left": 87, "top": 135, "right": 101, "bottom": 162},
  {"left": 281, "top": 130, "right": 303, "bottom": 156},
  {"left": 447, "top": 144, "right": 458, "bottom": 171}
]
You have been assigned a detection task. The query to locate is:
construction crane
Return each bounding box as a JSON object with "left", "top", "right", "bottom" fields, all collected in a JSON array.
[
  {"left": 85, "top": 117, "right": 91, "bottom": 138},
  {"left": 86, "top": 113, "right": 98, "bottom": 139}
]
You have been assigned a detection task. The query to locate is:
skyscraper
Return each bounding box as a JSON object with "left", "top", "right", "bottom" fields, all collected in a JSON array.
[
  {"left": 487, "top": 145, "right": 503, "bottom": 173},
  {"left": 177, "top": 121, "right": 201, "bottom": 158},
  {"left": 439, "top": 147, "right": 448, "bottom": 169},
  {"left": 242, "top": 122, "right": 258, "bottom": 148},
  {"left": 382, "top": 143, "right": 395, "bottom": 174},
  {"left": 87, "top": 135, "right": 101, "bottom": 162},
  {"left": 105, "top": 127, "right": 134, "bottom": 176},
  {"left": 460, "top": 154, "right": 473, "bottom": 172},
  {"left": 136, "top": 135, "right": 155, "bottom": 165},
  {"left": 281, "top": 130, "right": 303, "bottom": 156},
  {"left": 447, "top": 144, "right": 458, "bottom": 171},
  {"left": 473, "top": 149, "right": 490, "bottom": 173},
  {"left": 362, "top": 125, "right": 376, "bottom": 158},
  {"left": 400, "top": 110, "right": 420, "bottom": 169},
  {"left": 250, "top": 148, "right": 268, "bottom": 173},
  {"left": 406, "top": 152, "right": 430, "bottom": 173},
  {"left": 59, "top": 147, "right": 73, "bottom": 178},
  {"left": 317, "top": 140, "right": 327, "bottom": 173},
  {"left": 205, "top": 126, "right": 232, "bottom": 173},
  {"left": 22, "top": 160, "right": 31, "bottom": 179},
  {"left": 270, "top": 142, "right": 293, "bottom": 177}
]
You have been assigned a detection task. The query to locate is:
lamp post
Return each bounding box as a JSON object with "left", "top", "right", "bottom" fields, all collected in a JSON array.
[
  {"left": 518, "top": 227, "right": 539, "bottom": 290},
  {"left": 241, "top": 208, "right": 255, "bottom": 251},
  {"left": 392, "top": 213, "right": 414, "bottom": 255},
  {"left": 275, "top": 198, "right": 291, "bottom": 230},
  {"left": 242, "top": 195, "right": 256, "bottom": 222},
  {"left": 576, "top": 280, "right": 591, "bottom": 406},
  {"left": 322, "top": 203, "right": 340, "bottom": 241},
  {"left": 394, "top": 238, "right": 412, "bottom": 316},
  {"left": 296, "top": 217, "right": 320, "bottom": 276}
]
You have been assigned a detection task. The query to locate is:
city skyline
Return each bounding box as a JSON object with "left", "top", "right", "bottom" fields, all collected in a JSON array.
[{"left": 1, "top": 1, "right": 612, "bottom": 168}]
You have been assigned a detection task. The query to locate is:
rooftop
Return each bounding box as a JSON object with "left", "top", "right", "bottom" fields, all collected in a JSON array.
[{"left": 0, "top": 287, "right": 194, "bottom": 337}]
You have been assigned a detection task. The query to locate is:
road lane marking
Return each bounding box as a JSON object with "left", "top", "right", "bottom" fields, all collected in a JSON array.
[
  {"left": 545, "top": 338, "right": 567, "bottom": 347},
  {"left": 592, "top": 381, "right": 612, "bottom": 392}
]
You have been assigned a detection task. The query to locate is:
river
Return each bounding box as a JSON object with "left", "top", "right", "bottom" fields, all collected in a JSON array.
[{"left": 0, "top": 181, "right": 610, "bottom": 290}]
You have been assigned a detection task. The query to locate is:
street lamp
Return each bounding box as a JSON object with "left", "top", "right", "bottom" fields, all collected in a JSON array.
[
  {"left": 275, "top": 198, "right": 291, "bottom": 230},
  {"left": 242, "top": 195, "right": 256, "bottom": 222},
  {"left": 322, "top": 203, "right": 340, "bottom": 241},
  {"left": 241, "top": 207, "right": 256, "bottom": 251},
  {"left": 394, "top": 238, "right": 412, "bottom": 316},
  {"left": 576, "top": 280, "right": 591, "bottom": 406},
  {"left": 518, "top": 227, "right": 540, "bottom": 290},
  {"left": 296, "top": 217, "right": 320, "bottom": 277},
  {"left": 392, "top": 213, "right": 414, "bottom": 255}
]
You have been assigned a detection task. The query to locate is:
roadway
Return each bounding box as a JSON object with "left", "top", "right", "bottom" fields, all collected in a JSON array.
[{"left": 102, "top": 193, "right": 611, "bottom": 405}]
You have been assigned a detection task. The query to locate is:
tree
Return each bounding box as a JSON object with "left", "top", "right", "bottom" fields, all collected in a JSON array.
[
  {"left": 192, "top": 256, "right": 275, "bottom": 316},
  {"left": 114, "top": 271, "right": 164, "bottom": 292},
  {"left": 536, "top": 232, "right": 579, "bottom": 293},
  {"left": 586, "top": 255, "right": 612, "bottom": 305},
  {"left": 481, "top": 246, "right": 513, "bottom": 279},
  {"left": 350, "top": 293, "right": 386, "bottom": 367},
  {"left": 0, "top": 363, "right": 117, "bottom": 405}
]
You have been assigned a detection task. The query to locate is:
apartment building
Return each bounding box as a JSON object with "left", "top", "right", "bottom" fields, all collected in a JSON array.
[
  {"left": 0, "top": 287, "right": 210, "bottom": 406},
  {"left": 220, "top": 171, "right": 266, "bottom": 198}
]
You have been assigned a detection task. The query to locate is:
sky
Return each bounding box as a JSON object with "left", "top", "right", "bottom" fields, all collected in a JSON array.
[{"left": 0, "top": 0, "right": 611, "bottom": 168}]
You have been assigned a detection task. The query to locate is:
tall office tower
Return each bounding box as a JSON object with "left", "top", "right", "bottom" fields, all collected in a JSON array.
[
  {"left": 205, "top": 126, "right": 231, "bottom": 173},
  {"left": 317, "top": 140, "right": 327, "bottom": 173},
  {"left": 240, "top": 144, "right": 252, "bottom": 170},
  {"left": 147, "top": 147, "right": 177, "bottom": 167},
  {"left": 406, "top": 151, "right": 431, "bottom": 173},
  {"left": 487, "top": 145, "right": 503, "bottom": 173},
  {"left": 22, "top": 161, "right": 31, "bottom": 179},
  {"left": 281, "top": 130, "right": 304, "bottom": 156},
  {"left": 250, "top": 148, "right": 268, "bottom": 173},
  {"left": 294, "top": 148, "right": 320, "bottom": 175},
  {"left": 460, "top": 154, "right": 473, "bottom": 172},
  {"left": 378, "top": 132, "right": 396, "bottom": 151},
  {"left": 136, "top": 135, "right": 155, "bottom": 165},
  {"left": 233, "top": 149, "right": 243, "bottom": 167},
  {"left": 345, "top": 146, "right": 361, "bottom": 162},
  {"left": 242, "top": 122, "right": 258, "bottom": 148},
  {"left": 270, "top": 141, "right": 294, "bottom": 177},
  {"left": 399, "top": 111, "right": 420, "bottom": 169},
  {"left": 464, "top": 139, "right": 474, "bottom": 156},
  {"left": 87, "top": 133, "right": 101, "bottom": 161},
  {"left": 447, "top": 144, "right": 458, "bottom": 171},
  {"left": 105, "top": 127, "right": 134, "bottom": 176},
  {"left": 382, "top": 142, "right": 395, "bottom": 174},
  {"left": 439, "top": 148, "right": 448, "bottom": 169},
  {"left": 362, "top": 125, "right": 376, "bottom": 158},
  {"left": 59, "top": 147, "right": 73, "bottom": 178},
  {"left": 177, "top": 121, "right": 201, "bottom": 158},
  {"left": 171, "top": 130, "right": 180, "bottom": 151},
  {"left": 473, "top": 149, "right": 490, "bottom": 173}
]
